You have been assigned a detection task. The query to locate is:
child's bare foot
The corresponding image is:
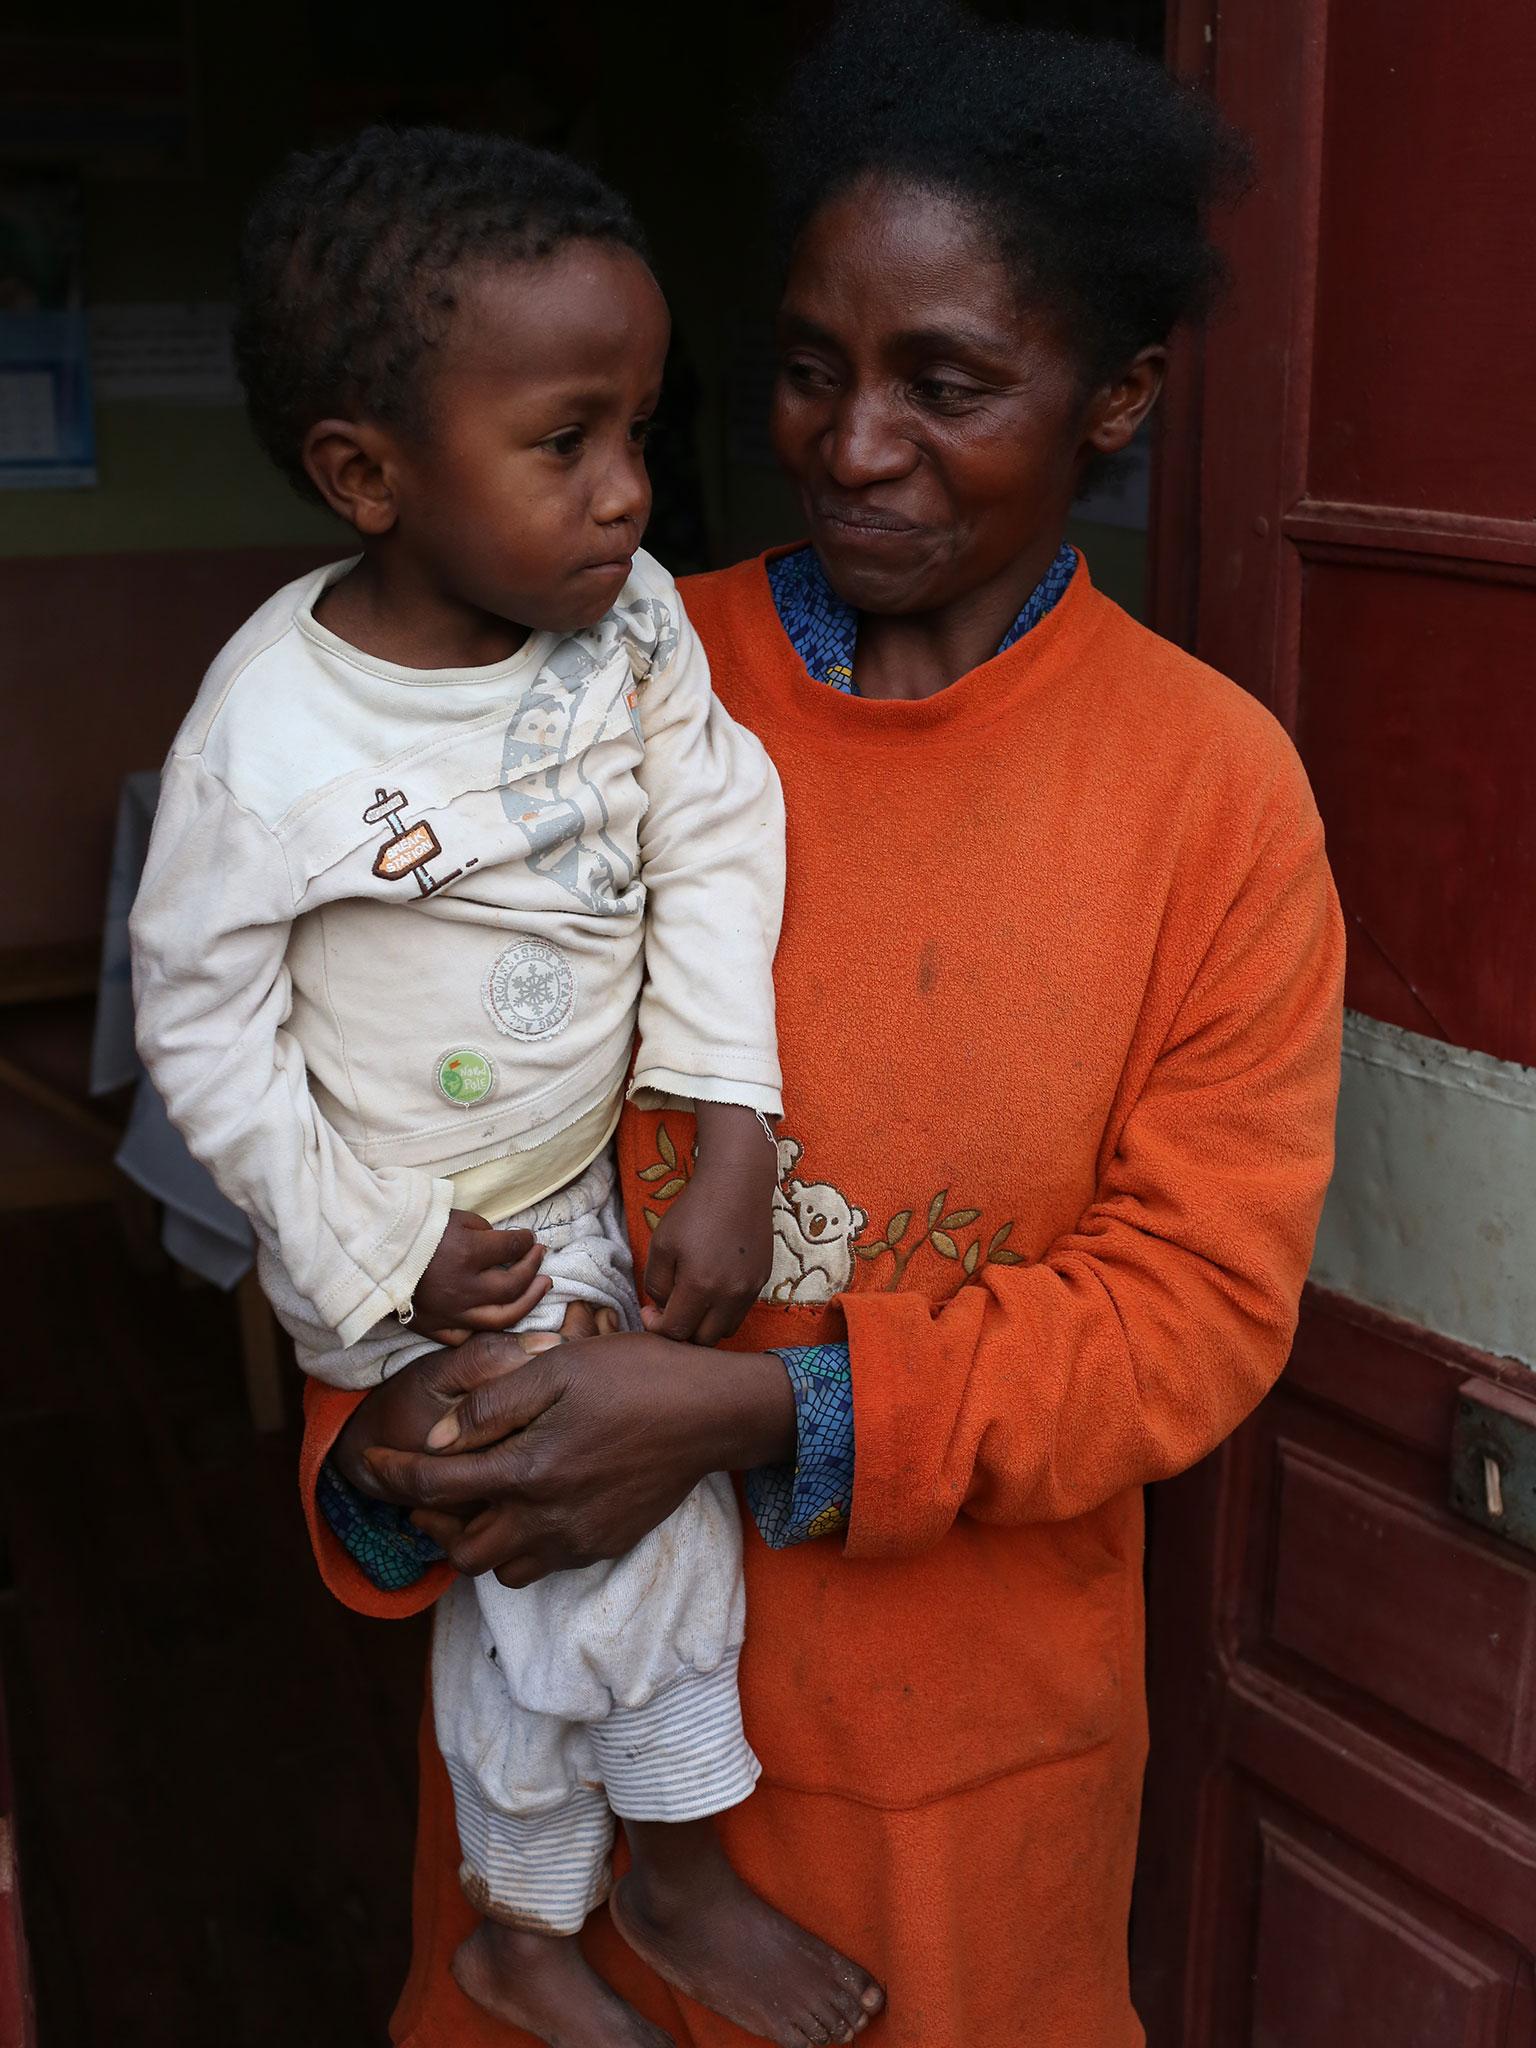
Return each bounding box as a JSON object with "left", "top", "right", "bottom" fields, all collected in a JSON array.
[
  {"left": 610, "top": 1820, "right": 885, "bottom": 2047},
  {"left": 452, "top": 1918, "right": 675, "bottom": 2048}
]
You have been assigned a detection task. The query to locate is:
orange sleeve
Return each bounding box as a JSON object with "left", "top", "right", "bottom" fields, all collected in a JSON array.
[
  {"left": 841, "top": 754, "right": 1345, "bottom": 1560},
  {"left": 300, "top": 1378, "right": 452, "bottom": 1618}
]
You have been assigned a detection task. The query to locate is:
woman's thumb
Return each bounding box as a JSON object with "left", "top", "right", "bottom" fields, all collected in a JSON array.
[
  {"left": 424, "top": 1346, "right": 560, "bottom": 1453},
  {"left": 414, "top": 1330, "right": 533, "bottom": 1405}
]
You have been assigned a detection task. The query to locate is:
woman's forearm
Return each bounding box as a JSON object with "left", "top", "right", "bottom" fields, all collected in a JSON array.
[{"left": 705, "top": 1347, "right": 799, "bottom": 1473}]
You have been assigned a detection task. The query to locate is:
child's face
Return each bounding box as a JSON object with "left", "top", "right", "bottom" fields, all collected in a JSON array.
[{"left": 386, "top": 244, "right": 670, "bottom": 633}]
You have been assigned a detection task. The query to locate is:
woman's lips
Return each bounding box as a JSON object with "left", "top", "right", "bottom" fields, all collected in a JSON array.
[{"left": 812, "top": 503, "right": 921, "bottom": 544}]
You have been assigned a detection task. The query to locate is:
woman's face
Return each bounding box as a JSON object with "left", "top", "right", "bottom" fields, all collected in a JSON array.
[{"left": 771, "top": 174, "right": 1159, "bottom": 616}]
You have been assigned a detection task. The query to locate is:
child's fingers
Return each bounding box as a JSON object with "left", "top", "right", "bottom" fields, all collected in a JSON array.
[
  {"left": 654, "top": 1280, "right": 710, "bottom": 1343},
  {"left": 691, "top": 1296, "right": 753, "bottom": 1349},
  {"left": 459, "top": 1243, "right": 546, "bottom": 1307},
  {"left": 642, "top": 1235, "right": 677, "bottom": 1315},
  {"left": 449, "top": 1273, "right": 553, "bottom": 1332},
  {"left": 472, "top": 1225, "right": 540, "bottom": 1270}
]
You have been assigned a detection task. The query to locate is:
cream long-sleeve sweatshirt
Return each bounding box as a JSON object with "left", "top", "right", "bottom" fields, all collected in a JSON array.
[{"left": 130, "top": 551, "right": 784, "bottom": 1347}]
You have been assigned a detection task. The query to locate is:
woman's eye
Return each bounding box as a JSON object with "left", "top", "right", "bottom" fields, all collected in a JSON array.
[
  {"left": 782, "top": 358, "right": 835, "bottom": 393},
  {"left": 912, "top": 377, "right": 979, "bottom": 408}
]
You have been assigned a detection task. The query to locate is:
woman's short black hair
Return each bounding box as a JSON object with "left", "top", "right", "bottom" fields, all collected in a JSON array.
[
  {"left": 235, "top": 125, "right": 647, "bottom": 501},
  {"left": 765, "top": 1, "right": 1249, "bottom": 382}
]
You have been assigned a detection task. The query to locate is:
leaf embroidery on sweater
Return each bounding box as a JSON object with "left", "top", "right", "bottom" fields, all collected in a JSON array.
[
  {"left": 853, "top": 1195, "right": 1023, "bottom": 1291},
  {"left": 636, "top": 1124, "right": 1021, "bottom": 1300}
]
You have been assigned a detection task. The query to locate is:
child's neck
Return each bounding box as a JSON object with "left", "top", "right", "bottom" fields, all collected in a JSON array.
[{"left": 313, "top": 550, "right": 530, "bottom": 672}]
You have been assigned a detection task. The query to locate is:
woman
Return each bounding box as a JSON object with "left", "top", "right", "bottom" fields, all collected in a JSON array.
[{"left": 306, "top": 10, "right": 1343, "bottom": 2044}]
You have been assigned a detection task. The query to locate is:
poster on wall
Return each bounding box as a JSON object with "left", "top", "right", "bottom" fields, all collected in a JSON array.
[{"left": 0, "top": 168, "right": 96, "bottom": 488}]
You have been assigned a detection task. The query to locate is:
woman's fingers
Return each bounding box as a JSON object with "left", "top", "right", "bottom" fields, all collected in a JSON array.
[
  {"left": 408, "top": 1507, "right": 473, "bottom": 1550},
  {"left": 405, "top": 1331, "right": 541, "bottom": 1401},
  {"left": 425, "top": 1345, "right": 574, "bottom": 1453},
  {"left": 366, "top": 1356, "right": 563, "bottom": 1496},
  {"left": 409, "top": 1502, "right": 557, "bottom": 1586},
  {"left": 366, "top": 1440, "right": 520, "bottom": 1510},
  {"left": 455, "top": 1507, "right": 547, "bottom": 1581}
]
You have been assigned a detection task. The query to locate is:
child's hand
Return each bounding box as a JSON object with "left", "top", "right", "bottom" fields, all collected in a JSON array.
[
  {"left": 412, "top": 1209, "right": 550, "bottom": 1344},
  {"left": 641, "top": 1103, "right": 777, "bottom": 1346}
]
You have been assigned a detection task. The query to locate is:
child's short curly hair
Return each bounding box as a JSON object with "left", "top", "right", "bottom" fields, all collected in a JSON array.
[
  {"left": 765, "top": 1, "right": 1250, "bottom": 383},
  {"left": 235, "top": 126, "right": 647, "bottom": 501}
]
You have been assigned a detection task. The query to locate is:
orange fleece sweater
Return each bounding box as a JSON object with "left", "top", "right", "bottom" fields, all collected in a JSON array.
[{"left": 300, "top": 552, "right": 1344, "bottom": 2047}]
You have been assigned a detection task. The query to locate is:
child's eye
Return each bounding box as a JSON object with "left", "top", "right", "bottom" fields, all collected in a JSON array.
[
  {"left": 543, "top": 428, "right": 585, "bottom": 459},
  {"left": 629, "top": 416, "right": 657, "bottom": 446}
]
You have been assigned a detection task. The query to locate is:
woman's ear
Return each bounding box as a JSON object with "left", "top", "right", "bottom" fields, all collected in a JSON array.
[
  {"left": 301, "top": 417, "right": 400, "bottom": 535},
  {"left": 1084, "top": 346, "right": 1167, "bottom": 457}
]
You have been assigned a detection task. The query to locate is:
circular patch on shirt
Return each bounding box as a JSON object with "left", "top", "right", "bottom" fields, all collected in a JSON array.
[
  {"left": 434, "top": 1046, "right": 497, "bottom": 1107},
  {"left": 482, "top": 937, "right": 577, "bottom": 1042}
]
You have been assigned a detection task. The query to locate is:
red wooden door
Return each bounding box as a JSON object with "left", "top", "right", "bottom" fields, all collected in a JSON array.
[{"left": 1134, "top": 2, "right": 1536, "bottom": 2043}]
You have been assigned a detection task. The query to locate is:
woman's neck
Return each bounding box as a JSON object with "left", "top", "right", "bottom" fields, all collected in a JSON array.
[{"left": 852, "top": 532, "right": 1066, "bottom": 701}]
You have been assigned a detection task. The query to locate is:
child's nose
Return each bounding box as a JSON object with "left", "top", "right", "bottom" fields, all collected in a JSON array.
[{"left": 593, "top": 450, "right": 650, "bottom": 529}]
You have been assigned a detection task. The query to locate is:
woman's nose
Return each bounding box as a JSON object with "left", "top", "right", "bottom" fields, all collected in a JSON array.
[{"left": 821, "top": 393, "right": 913, "bottom": 488}]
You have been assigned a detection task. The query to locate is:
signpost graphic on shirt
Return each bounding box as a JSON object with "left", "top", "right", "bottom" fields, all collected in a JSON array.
[{"left": 365, "top": 787, "right": 475, "bottom": 897}]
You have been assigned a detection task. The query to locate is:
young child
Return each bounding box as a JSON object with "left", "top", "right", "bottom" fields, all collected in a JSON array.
[{"left": 130, "top": 129, "right": 881, "bottom": 2048}]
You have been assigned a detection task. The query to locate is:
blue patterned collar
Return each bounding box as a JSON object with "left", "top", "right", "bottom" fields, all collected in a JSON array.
[{"left": 766, "top": 540, "right": 1077, "bottom": 694}]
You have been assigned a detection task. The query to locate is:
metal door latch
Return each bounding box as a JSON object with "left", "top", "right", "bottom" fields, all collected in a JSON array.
[{"left": 1450, "top": 1378, "right": 1536, "bottom": 1556}]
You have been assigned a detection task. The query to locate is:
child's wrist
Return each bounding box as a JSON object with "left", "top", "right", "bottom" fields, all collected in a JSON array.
[{"left": 692, "top": 1100, "right": 778, "bottom": 1178}]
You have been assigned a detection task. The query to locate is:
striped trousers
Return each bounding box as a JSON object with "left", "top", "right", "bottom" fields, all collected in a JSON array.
[{"left": 426, "top": 1161, "right": 757, "bottom": 1933}]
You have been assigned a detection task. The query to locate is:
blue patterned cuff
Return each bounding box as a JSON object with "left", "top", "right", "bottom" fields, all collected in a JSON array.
[
  {"left": 745, "top": 1343, "right": 855, "bottom": 1548},
  {"left": 315, "top": 1457, "right": 446, "bottom": 1594}
]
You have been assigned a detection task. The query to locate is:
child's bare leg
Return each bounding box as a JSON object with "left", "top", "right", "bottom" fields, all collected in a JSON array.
[
  {"left": 610, "top": 1816, "right": 885, "bottom": 2048},
  {"left": 451, "top": 1916, "right": 674, "bottom": 2048}
]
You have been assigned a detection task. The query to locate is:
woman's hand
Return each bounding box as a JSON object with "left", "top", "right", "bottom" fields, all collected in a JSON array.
[
  {"left": 363, "top": 1331, "right": 796, "bottom": 1588},
  {"left": 330, "top": 1326, "right": 552, "bottom": 1501}
]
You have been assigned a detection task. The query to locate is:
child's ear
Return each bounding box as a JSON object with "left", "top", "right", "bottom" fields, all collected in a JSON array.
[{"left": 301, "top": 417, "right": 399, "bottom": 536}]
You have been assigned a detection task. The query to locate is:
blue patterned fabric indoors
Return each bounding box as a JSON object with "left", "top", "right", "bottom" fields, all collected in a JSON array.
[
  {"left": 767, "top": 538, "right": 1077, "bottom": 693},
  {"left": 746, "top": 1344, "right": 858, "bottom": 1547},
  {"left": 316, "top": 1455, "right": 448, "bottom": 1590}
]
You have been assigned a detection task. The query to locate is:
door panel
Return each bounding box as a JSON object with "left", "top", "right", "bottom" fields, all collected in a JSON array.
[
  {"left": 1266, "top": 1444, "right": 1536, "bottom": 1783},
  {"left": 1296, "top": 562, "right": 1536, "bottom": 1062},
  {"left": 1249, "top": 1810, "right": 1520, "bottom": 2048},
  {"left": 1135, "top": 1299, "right": 1536, "bottom": 2045},
  {"left": 1307, "top": 1, "right": 1536, "bottom": 520},
  {"left": 1136, "top": 0, "right": 1536, "bottom": 2039}
]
